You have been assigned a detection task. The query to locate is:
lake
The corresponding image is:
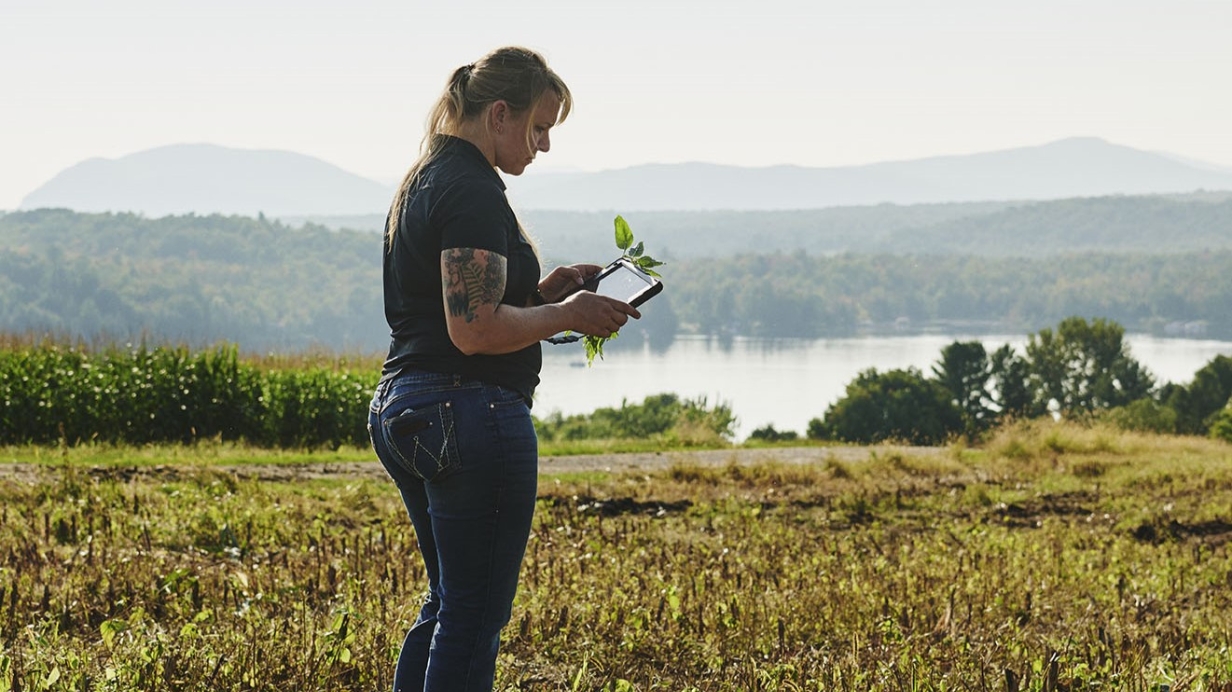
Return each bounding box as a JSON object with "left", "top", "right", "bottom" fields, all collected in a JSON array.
[{"left": 534, "top": 334, "right": 1232, "bottom": 440}]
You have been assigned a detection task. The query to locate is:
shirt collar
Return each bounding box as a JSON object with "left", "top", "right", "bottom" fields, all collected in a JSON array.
[{"left": 438, "top": 135, "right": 506, "bottom": 191}]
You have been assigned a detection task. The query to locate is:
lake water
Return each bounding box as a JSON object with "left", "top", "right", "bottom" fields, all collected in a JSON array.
[{"left": 534, "top": 334, "right": 1232, "bottom": 440}]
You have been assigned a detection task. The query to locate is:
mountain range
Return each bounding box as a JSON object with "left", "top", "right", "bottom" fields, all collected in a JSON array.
[
  {"left": 18, "top": 137, "right": 1232, "bottom": 216},
  {"left": 19, "top": 144, "right": 392, "bottom": 217}
]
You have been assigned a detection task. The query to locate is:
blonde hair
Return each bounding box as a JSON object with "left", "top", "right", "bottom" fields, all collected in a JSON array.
[{"left": 385, "top": 46, "right": 572, "bottom": 243}]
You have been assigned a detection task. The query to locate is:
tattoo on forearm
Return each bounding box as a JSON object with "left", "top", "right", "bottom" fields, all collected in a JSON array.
[{"left": 442, "top": 248, "right": 506, "bottom": 323}]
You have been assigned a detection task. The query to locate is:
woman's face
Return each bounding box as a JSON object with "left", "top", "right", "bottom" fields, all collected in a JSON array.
[{"left": 492, "top": 91, "right": 561, "bottom": 176}]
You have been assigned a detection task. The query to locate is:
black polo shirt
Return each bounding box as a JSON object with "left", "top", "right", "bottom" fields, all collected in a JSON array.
[{"left": 380, "top": 136, "right": 542, "bottom": 401}]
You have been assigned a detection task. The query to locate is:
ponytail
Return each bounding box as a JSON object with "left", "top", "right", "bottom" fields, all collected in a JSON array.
[{"left": 385, "top": 48, "right": 572, "bottom": 244}]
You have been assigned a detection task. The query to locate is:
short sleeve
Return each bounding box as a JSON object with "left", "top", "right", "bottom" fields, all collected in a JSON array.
[{"left": 432, "top": 178, "right": 514, "bottom": 256}]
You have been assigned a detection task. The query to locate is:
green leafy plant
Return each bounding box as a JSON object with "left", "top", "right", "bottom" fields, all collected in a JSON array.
[{"left": 583, "top": 215, "right": 665, "bottom": 365}]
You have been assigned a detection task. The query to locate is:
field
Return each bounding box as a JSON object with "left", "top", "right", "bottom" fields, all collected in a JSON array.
[{"left": 2, "top": 421, "right": 1231, "bottom": 691}]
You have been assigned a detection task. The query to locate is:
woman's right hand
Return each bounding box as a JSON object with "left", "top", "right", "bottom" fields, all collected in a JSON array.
[
  {"left": 559, "top": 290, "right": 640, "bottom": 338},
  {"left": 538, "top": 263, "right": 602, "bottom": 303}
]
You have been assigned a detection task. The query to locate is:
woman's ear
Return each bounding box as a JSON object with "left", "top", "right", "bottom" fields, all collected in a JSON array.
[{"left": 488, "top": 100, "right": 509, "bottom": 133}]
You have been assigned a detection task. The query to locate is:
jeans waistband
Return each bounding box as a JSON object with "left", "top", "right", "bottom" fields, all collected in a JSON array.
[{"left": 376, "top": 368, "right": 533, "bottom": 409}]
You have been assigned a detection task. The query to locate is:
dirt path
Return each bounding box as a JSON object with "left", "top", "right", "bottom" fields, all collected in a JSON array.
[{"left": 0, "top": 445, "right": 940, "bottom": 484}]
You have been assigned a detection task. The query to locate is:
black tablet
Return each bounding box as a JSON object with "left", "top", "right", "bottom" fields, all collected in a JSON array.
[{"left": 583, "top": 258, "right": 663, "bottom": 307}]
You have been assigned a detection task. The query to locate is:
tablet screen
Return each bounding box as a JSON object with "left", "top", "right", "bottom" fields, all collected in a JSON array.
[
  {"left": 544, "top": 259, "right": 661, "bottom": 344},
  {"left": 594, "top": 262, "right": 655, "bottom": 304}
]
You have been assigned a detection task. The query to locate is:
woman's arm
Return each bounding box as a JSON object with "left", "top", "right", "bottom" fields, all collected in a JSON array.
[{"left": 442, "top": 248, "right": 639, "bottom": 356}]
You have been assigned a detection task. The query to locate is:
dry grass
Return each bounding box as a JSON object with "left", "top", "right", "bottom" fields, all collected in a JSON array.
[{"left": 1, "top": 422, "right": 1230, "bottom": 690}]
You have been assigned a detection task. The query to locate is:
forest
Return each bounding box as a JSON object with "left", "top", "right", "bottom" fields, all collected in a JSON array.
[
  {"left": 295, "top": 190, "right": 1232, "bottom": 260},
  {"left": 1, "top": 199, "right": 1231, "bottom": 353}
]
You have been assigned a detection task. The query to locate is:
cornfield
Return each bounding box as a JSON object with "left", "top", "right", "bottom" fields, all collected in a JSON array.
[{"left": 0, "top": 343, "right": 374, "bottom": 448}]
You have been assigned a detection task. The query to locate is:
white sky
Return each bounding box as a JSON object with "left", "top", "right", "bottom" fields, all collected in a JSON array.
[{"left": 2, "top": 0, "right": 1230, "bottom": 209}]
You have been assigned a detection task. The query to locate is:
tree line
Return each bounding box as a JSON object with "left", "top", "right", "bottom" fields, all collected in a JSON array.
[
  {"left": 663, "top": 251, "right": 1232, "bottom": 341},
  {"left": 301, "top": 191, "right": 1232, "bottom": 260},
  {"left": 0, "top": 209, "right": 386, "bottom": 351},
  {"left": 798, "top": 317, "right": 1232, "bottom": 446},
  {"left": 2, "top": 209, "right": 1231, "bottom": 350}
]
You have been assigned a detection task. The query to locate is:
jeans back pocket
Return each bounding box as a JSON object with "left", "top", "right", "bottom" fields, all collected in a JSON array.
[{"left": 382, "top": 400, "right": 460, "bottom": 482}]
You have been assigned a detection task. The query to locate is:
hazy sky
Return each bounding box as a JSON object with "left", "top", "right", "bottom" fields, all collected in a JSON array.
[{"left": 3, "top": 0, "right": 1230, "bottom": 209}]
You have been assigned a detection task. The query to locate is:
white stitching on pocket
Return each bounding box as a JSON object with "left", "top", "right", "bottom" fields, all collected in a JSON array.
[{"left": 384, "top": 400, "right": 459, "bottom": 481}]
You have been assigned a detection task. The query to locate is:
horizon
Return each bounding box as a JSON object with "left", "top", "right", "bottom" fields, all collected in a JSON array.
[
  {"left": 4, "top": 1, "right": 1231, "bottom": 209},
  {"left": 20, "top": 134, "right": 1230, "bottom": 199},
  {"left": 11, "top": 135, "right": 1232, "bottom": 217}
]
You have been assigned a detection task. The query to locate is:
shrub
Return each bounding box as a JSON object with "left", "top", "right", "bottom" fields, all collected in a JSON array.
[
  {"left": 747, "top": 424, "right": 799, "bottom": 442},
  {"left": 534, "top": 393, "right": 735, "bottom": 444},
  {"left": 1212, "top": 402, "right": 1232, "bottom": 443},
  {"left": 1101, "top": 398, "right": 1178, "bottom": 434},
  {"left": 808, "top": 367, "right": 963, "bottom": 446}
]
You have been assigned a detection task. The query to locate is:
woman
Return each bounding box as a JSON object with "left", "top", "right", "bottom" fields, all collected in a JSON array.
[{"left": 368, "top": 47, "right": 638, "bottom": 691}]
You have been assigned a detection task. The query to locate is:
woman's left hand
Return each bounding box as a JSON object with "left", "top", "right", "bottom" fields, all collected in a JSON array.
[{"left": 538, "top": 263, "right": 602, "bottom": 304}]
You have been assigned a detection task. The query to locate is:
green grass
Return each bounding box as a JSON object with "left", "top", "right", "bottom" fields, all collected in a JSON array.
[
  {"left": 1, "top": 421, "right": 1231, "bottom": 690},
  {"left": 0, "top": 441, "right": 375, "bottom": 467},
  {"left": 0, "top": 434, "right": 740, "bottom": 468}
]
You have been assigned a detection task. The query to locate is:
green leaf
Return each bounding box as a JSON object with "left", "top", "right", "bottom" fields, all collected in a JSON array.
[
  {"left": 585, "top": 214, "right": 654, "bottom": 365},
  {"left": 635, "top": 256, "right": 664, "bottom": 277},
  {"left": 583, "top": 332, "right": 619, "bottom": 366},
  {"left": 614, "top": 215, "right": 634, "bottom": 251},
  {"left": 583, "top": 336, "right": 603, "bottom": 366},
  {"left": 101, "top": 619, "right": 128, "bottom": 648}
]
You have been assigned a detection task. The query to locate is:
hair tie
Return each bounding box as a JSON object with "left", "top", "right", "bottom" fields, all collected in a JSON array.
[{"left": 454, "top": 63, "right": 475, "bottom": 90}]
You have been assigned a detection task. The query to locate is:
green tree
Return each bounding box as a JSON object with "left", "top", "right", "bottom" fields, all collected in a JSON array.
[
  {"left": 1025, "top": 317, "right": 1155, "bottom": 417},
  {"left": 932, "top": 340, "right": 996, "bottom": 435},
  {"left": 988, "top": 344, "right": 1041, "bottom": 420},
  {"left": 808, "top": 367, "right": 962, "bottom": 446},
  {"left": 1162, "top": 355, "right": 1232, "bottom": 435}
]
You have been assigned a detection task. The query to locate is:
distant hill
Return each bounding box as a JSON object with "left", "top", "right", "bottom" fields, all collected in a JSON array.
[
  {"left": 291, "top": 192, "right": 1232, "bottom": 263},
  {"left": 18, "top": 138, "right": 1232, "bottom": 217},
  {"left": 503, "top": 138, "right": 1232, "bottom": 211},
  {"left": 19, "top": 144, "right": 392, "bottom": 217},
  {"left": 885, "top": 195, "right": 1232, "bottom": 256}
]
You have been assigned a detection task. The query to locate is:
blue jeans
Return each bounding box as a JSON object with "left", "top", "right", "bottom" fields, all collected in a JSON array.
[{"left": 368, "top": 370, "right": 538, "bottom": 692}]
